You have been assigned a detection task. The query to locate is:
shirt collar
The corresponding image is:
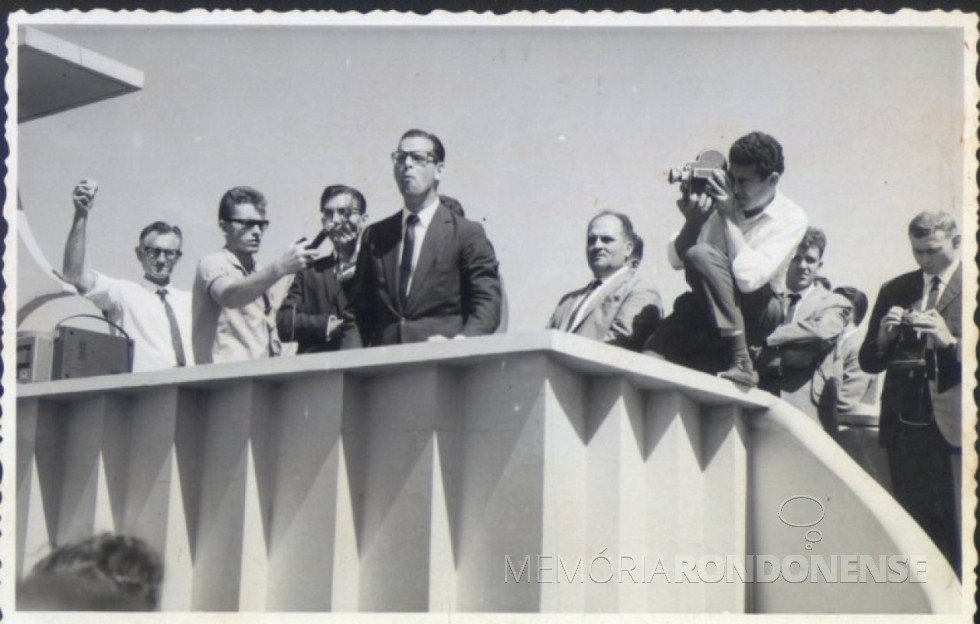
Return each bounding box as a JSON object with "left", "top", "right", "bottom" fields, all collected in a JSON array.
[
  {"left": 788, "top": 283, "right": 816, "bottom": 301},
  {"left": 403, "top": 195, "right": 440, "bottom": 228},
  {"left": 923, "top": 261, "right": 959, "bottom": 288},
  {"left": 141, "top": 276, "right": 171, "bottom": 293},
  {"left": 221, "top": 246, "right": 258, "bottom": 274},
  {"left": 737, "top": 190, "right": 786, "bottom": 226},
  {"left": 594, "top": 264, "right": 632, "bottom": 287}
]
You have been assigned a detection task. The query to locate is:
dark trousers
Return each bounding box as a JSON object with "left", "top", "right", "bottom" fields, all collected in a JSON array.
[
  {"left": 886, "top": 422, "right": 960, "bottom": 576},
  {"left": 646, "top": 243, "right": 783, "bottom": 373}
]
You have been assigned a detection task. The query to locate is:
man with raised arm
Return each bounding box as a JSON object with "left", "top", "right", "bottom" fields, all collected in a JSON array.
[
  {"left": 646, "top": 132, "right": 807, "bottom": 387},
  {"left": 192, "top": 185, "right": 318, "bottom": 364},
  {"left": 62, "top": 179, "right": 194, "bottom": 371}
]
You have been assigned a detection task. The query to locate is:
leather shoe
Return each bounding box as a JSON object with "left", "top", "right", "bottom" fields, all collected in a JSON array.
[{"left": 718, "top": 358, "right": 759, "bottom": 387}]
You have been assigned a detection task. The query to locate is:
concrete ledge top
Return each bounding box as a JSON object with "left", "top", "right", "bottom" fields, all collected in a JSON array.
[{"left": 17, "top": 331, "right": 780, "bottom": 412}]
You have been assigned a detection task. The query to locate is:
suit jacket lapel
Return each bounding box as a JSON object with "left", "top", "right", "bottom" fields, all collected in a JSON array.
[
  {"left": 377, "top": 213, "right": 402, "bottom": 305},
  {"left": 406, "top": 204, "right": 450, "bottom": 307},
  {"left": 570, "top": 269, "right": 632, "bottom": 332},
  {"left": 935, "top": 263, "right": 962, "bottom": 313}
]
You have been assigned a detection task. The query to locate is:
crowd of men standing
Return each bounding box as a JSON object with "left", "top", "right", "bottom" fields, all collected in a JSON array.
[{"left": 60, "top": 128, "right": 964, "bottom": 577}]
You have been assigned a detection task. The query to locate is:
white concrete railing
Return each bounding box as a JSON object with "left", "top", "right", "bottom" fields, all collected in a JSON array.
[{"left": 15, "top": 331, "right": 961, "bottom": 613}]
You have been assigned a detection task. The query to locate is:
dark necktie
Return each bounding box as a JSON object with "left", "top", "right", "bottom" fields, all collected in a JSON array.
[
  {"left": 924, "top": 275, "right": 942, "bottom": 380},
  {"left": 782, "top": 292, "right": 802, "bottom": 325},
  {"left": 399, "top": 214, "right": 420, "bottom": 308},
  {"left": 564, "top": 279, "right": 601, "bottom": 331},
  {"left": 156, "top": 288, "right": 187, "bottom": 367},
  {"left": 925, "top": 275, "right": 941, "bottom": 310}
]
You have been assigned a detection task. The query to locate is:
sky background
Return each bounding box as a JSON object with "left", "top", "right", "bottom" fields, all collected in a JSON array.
[{"left": 14, "top": 18, "right": 970, "bottom": 337}]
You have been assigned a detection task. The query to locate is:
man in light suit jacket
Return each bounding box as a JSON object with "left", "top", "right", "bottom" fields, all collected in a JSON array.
[
  {"left": 547, "top": 212, "right": 663, "bottom": 351},
  {"left": 859, "top": 210, "right": 962, "bottom": 575},
  {"left": 756, "top": 227, "right": 852, "bottom": 418},
  {"left": 342, "top": 129, "right": 501, "bottom": 347}
]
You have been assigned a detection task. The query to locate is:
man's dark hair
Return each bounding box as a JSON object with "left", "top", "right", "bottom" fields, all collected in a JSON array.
[
  {"left": 908, "top": 210, "right": 958, "bottom": 239},
  {"left": 813, "top": 275, "right": 832, "bottom": 290},
  {"left": 729, "top": 131, "right": 785, "bottom": 178},
  {"left": 19, "top": 533, "right": 163, "bottom": 611},
  {"left": 218, "top": 186, "right": 267, "bottom": 221},
  {"left": 798, "top": 226, "right": 827, "bottom": 258},
  {"left": 589, "top": 210, "right": 644, "bottom": 266},
  {"left": 440, "top": 194, "right": 466, "bottom": 218},
  {"left": 320, "top": 185, "right": 367, "bottom": 215},
  {"left": 137, "top": 221, "right": 182, "bottom": 246},
  {"left": 400, "top": 129, "right": 446, "bottom": 163},
  {"left": 833, "top": 286, "right": 869, "bottom": 326}
]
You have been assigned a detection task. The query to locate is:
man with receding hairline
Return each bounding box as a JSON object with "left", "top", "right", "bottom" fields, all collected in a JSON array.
[
  {"left": 547, "top": 210, "right": 662, "bottom": 351},
  {"left": 859, "top": 210, "right": 963, "bottom": 575}
]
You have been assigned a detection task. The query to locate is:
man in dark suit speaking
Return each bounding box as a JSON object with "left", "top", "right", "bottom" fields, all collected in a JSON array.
[
  {"left": 859, "top": 210, "right": 963, "bottom": 575},
  {"left": 342, "top": 129, "right": 502, "bottom": 347}
]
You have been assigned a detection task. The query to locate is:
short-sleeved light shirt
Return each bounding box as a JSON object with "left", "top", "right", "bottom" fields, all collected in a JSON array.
[
  {"left": 192, "top": 248, "right": 282, "bottom": 364},
  {"left": 82, "top": 272, "right": 194, "bottom": 372}
]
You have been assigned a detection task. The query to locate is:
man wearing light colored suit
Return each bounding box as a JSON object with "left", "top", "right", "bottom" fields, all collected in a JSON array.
[
  {"left": 756, "top": 227, "right": 852, "bottom": 419},
  {"left": 342, "top": 129, "right": 501, "bottom": 347},
  {"left": 859, "top": 211, "right": 962, "bottom": 575},
  {"left": 547, "top": 211, "right": 662, "bottom": 351}
]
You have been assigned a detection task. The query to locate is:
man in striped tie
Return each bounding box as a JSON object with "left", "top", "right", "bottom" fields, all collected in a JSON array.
[
  {"left": 62, "top": 179, "right": 194, "bottom": 372},
  {"left": 859, "top": 210, "right": 963, "bottom": 576}
]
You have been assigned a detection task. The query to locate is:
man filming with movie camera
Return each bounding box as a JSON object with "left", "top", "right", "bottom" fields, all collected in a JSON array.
[{"left": 645, "top": 131, "right": 807, "bottom": 387}]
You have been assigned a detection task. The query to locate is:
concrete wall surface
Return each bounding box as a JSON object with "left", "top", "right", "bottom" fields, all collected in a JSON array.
[{"left": 15, "top": 331, "right": 962, "bottom": 613}]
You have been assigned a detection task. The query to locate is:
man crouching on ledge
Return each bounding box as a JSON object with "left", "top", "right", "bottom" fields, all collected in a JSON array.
[{"left": 645, "top": 132, "right": 807, "bottom": 387}]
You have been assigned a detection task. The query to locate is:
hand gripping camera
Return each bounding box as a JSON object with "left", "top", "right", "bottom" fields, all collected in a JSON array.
[{"left": 668, "top": 150, "right": 728, "bottom": 195}]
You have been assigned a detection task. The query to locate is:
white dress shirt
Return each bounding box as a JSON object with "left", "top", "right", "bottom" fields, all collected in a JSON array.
[
  {"left": 83, "top": 272, "right": 194, "bottom": 371},
  {"left": 400, "top": 195, "right": 441, "bottom": 295}
]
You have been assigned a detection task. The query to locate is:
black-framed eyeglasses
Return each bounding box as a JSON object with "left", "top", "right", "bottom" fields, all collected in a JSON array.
[
  {"left": 321, "top": 207, "right": 357, "bottom": 220},
  {"left": 224, "top": 218, "right": 270, "bottom": 232},
  {"left": 391, "top": 151, "right": 437, "bottom": 166},
  {"left": 142, "top": 246, "right": 182, "bottom": 260}
]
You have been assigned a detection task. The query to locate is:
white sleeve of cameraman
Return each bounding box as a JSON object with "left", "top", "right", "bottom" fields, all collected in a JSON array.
[
  {"left": 730, "top": 195, "right": 807, "bottom": 293},
  {"left": 666, "top": 232, "right": 685, "bottom": 270}
]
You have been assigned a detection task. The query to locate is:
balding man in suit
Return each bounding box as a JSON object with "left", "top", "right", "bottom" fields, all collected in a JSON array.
[{"left": 547, "top": 211, "right": 662, "bottom": 351}]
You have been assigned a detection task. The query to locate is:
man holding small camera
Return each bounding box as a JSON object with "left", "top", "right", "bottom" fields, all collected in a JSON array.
[
  {"left": 277, "top": 185, "right": 367, "bottom": 353},
  {"left": 645, "top": 132, "right": 807, "bottom": 387},
  {"left": 858, "top": 211, "right": 962, "bottom": 575}
]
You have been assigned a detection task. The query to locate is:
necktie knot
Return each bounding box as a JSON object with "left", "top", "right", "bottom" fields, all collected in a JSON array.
[
  {"left": 157, "top": 288, "right": 168, "bottom": 299},
  {"left": 406, "top": 214, "right": 420, "bottom": 228},
  {"left": 930, "top": 275, "right": 941, "bottom": 291}
]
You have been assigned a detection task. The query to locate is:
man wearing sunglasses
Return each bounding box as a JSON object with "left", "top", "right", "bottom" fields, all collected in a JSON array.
[
  {"left": 193, "top": 185, "right": 319, "bottom": 363},
  {"left": 342, "top": 129, "right": 501, "bottom": 347},
  {"left": 62, "top": 179, "right": 194, "bottom": 371}
]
